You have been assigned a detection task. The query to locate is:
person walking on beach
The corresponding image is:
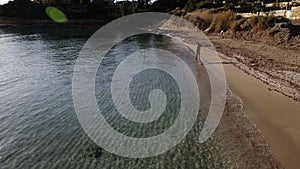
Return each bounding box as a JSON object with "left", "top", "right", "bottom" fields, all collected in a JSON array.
[{"left": 195, "top": 43, "right": 202, "bottom": 64}]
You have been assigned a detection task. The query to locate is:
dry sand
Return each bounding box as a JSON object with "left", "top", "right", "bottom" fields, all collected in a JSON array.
[
  {"left": 224, "top": 63, "right": 300, "bottom": 169},
  {"left": 210, "top": 36, "right": 300, "bottom": 101},
  {"left": 209, "top": 35, "right": 300, "bottom": 168}
]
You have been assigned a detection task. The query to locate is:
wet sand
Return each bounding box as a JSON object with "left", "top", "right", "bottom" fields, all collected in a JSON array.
[{"left": 224, "top": 64, "right": 300, "bottom": 169}]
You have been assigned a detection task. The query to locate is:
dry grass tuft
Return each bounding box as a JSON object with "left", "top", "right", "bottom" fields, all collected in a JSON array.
[
  {"left": 209, "top": 10, "right": 237, "bottom": 33},
  {"left": 240, "top": 16, "right": 272, "bottom": 31},
  {"left": 183, "top": 9, "right": 281, "bottom": 34},
  {"left": 185, "top": 9, "right": 215, "bottom": 30}
]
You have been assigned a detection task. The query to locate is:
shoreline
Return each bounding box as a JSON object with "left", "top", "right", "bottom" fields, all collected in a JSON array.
[
  {"left": 209, "top": 36, "right": 300, "bottom": 168},
  {"left": 158, "top": 21, "right": 284, "bottom": 167},
  {"left": 223, "top": 62, "right": 300, "bottom": 169},
  {"left": 0, "top": 17, "right": 109, "bottom": 28}
]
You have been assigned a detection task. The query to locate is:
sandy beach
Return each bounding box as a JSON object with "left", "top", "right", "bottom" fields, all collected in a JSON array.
[
  {"left": 223, "top": 63, "right": 300, "bottom": 169},
  {"left": 207, "top": 33, "right": 300, "bottom": 168},
  {"left": 161, "top": 16, "right": 284, "bottom": 166}
]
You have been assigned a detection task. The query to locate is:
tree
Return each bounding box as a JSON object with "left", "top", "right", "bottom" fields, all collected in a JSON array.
[
  {"left": 177, "top": 0, "right": 188, "bottom": 8},
  {"left": 49, "top": 0, "right": 62, "bottom": 5},
  {"left": 86, "top": 0, "right": 108, "bottom": 18},
  {"left": 224, "top": 0, "right": 238, "bottom": 10},
  {"left": 33, "top": 0, "right": 42, "bottom": 4},
  {"left": 253, "top": 0, "right": 263, "bottom": 14},
  {"left": 14, "top": 0, "right": 32, "bottom": 5},
  {"left": 137, "top": 0, "right": 150, "bottom": 8},
  {"left": 120, "top": 1, "right": 129, "bottom": 16},
  {"left": 152, "top": 0, "right": 188, "bottom": 11},
  {"left": 80, "top": 0, "right": 89, "bottom": 4}
]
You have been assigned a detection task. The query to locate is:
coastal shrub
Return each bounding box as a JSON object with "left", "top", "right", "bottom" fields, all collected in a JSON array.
[
  {"left": 240, "top": 18, "right": 253, "bottom": 31},
  {"left": 224, "top": 0, "right": 238, "bottom": 10},
  {"left": 171, "top": 7, "right": 185, "bottom": 16},
  {"left": 184, "top": 0, "right": 197, "bottom": 12},
  {"left": 256, "top": 16, "right": 271, "bottom": 29},
  {"left": 210, "top": 10, "right": 237, "bottom": 33},
  {"left": 235, "top": 3, "right": 254, "bottom": 13},
  {"left": 0, "top": 0, "right": 47, "bottom": 19},
  {"left": 196, "top": 1, "right": 216, "bottom": 9},
  {"left": 253, "top": 1, "right": 263, "bottom": 13},
  {"left": 120, "top": 1, "right": 131, "bottom": 16},
  {"left": 192, "top": 9, "right": 214, "bottom": 23},
  {"left": 184, "top": 9, "right": 280, "bottom": 33},
  {"left": 230, "top": 19, "right": 245, "bottom": 32},
  {"left": 241, "top": 16, "right": 272, "bottom": 31},
  {"left": 0, "top": 7, "right": 4, "bottom": 16},
  {"left": 49, "top": 0, "right": 59, "bottom": 5},
  {"left": 186, "top": 9, "right": 215, "bottom": 30},
  {"left": 152, "top": 0, "right": 188, "bottom": 12},
  {"left": 254, "top": 16, "right": 271, "bottom": 29}
]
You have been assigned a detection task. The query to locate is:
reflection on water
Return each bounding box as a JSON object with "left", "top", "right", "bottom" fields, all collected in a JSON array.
[{"left": 0, "top": 28, "right": 231, "bottom": 169}]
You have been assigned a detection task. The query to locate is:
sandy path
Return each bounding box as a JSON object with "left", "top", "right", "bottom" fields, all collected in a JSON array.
[{"left": 224, "top": 63, "right": 300, "bottom": 169}]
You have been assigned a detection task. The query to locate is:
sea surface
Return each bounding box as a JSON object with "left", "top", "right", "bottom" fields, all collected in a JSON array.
[{"left": 0, "top": 27, "right": 234, "bottom": 169}]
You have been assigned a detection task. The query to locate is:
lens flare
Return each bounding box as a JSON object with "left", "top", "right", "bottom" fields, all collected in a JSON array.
[{"left": 46, "top": 6, "right": 68, "bottom": 24}]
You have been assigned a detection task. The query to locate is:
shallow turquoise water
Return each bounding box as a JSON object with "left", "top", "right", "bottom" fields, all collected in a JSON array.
[{"left": 0, "top": 28, "right": 232, "bottom": 169}]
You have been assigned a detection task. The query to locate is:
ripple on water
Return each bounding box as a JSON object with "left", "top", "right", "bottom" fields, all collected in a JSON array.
[{"left": 0, "top": 30, "right": 245, "bottom": 169}]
